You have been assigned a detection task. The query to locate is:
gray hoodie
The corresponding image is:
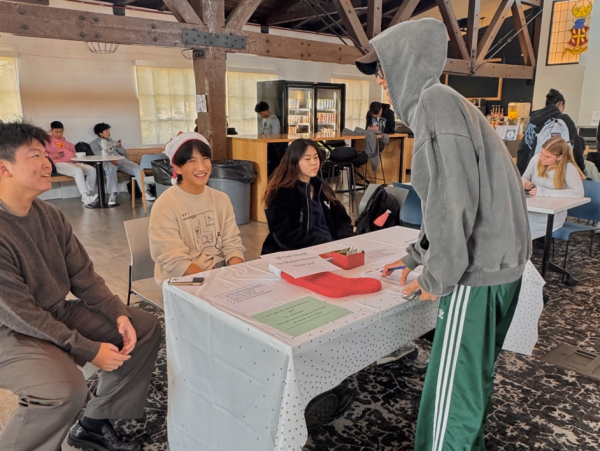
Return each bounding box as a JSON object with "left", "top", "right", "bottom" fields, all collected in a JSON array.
[{"left": 370, "top": 18, "right": 531, "bottom": 296}]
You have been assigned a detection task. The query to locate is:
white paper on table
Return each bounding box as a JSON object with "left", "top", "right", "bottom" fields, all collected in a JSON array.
[
  {"left": 261, "top": 249, "right": 339, "bottom": 278},
  {"left": 359, "top": 265, "right": 423, "bottom": 289},
  {"left": 202, "top": 280, "right": 304, "bottom": 316},
  {"left": 591, "top": 110, "right": 600, "bottom": 126},
  {"left": 355, "top": 289, "right": 408, "bottom": 311}
]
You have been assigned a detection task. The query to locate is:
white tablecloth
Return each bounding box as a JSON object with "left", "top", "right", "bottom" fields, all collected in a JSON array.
[{"left": 164, "top": 227, "right": 543, "bottom": 451}]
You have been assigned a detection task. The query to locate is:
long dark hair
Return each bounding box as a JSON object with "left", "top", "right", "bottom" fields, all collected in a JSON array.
[
  {"left": 263, "top": 138, "right": 339, "bottom": 208},
  {"left": 546, "top": 88, "right": 565, "bottom": 107}
]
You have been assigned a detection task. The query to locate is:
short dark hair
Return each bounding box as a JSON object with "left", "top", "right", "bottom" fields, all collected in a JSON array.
[
  {"left": 546, "top": 88, "right": 566, "bottom": 107},
  {"left": 172, "top": 140, "right": 212, "bottom": 184},
  {"left": 94, "top": 122, "right": 111, "bottom": 136},
  {"left": 50, "top": 121, "right": 64, "bottom": 130},
  {"left": 369, "top": 102, "right": 382, "bottom": 115},
  {"left": 255, "top": 101, "right": 269, "bottom": 113},
  {"left": 0, "top": 121, "right": 50, "bottom": 163}
]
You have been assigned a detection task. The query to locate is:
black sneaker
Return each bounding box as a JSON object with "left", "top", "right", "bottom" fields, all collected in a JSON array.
[
  {"left": 304, "top": 392, "right": 339, "bottom": 431},
  {"left": 67, "top": 421, "right": 140, "bottom": 451}
]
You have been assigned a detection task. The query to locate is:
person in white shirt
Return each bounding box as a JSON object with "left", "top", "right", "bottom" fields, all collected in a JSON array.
[
  {"left": 149, "top": 132, "right": 245, "bottom": 285},
  {"left": 522, "top": 136, "right": 586, "bottom": 239}
]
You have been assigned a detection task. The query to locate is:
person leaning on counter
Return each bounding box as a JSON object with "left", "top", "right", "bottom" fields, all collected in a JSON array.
[
  {"left": 355, "top": 18, "right": 531, "bottom": 451},
  {"left": 365, "top": 101, "right": 396, "bottom": 134}
]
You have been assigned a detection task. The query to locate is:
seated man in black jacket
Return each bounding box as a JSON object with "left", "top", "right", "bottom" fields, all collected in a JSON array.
[{"left": 366, "top": 101, "right": 396, "bottom": 134}]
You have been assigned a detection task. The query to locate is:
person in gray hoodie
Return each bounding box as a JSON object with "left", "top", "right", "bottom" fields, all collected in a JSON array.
[{"left": 356, "top": 18, "right": 531, "bottom": 450}]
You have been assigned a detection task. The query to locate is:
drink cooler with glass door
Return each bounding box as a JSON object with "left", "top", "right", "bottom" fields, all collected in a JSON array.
[{"left": 257, "top": 80, "right": 346, "bottom": 136}]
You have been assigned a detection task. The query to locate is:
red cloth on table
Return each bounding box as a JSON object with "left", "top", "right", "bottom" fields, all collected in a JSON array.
[{"left": 281, "top": 271, "right": 382, "bottom": 298}]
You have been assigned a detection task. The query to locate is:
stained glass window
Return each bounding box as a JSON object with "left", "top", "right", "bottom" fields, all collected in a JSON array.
[{"left": 547, "top": 0, "right": 594, "bottom": 65}]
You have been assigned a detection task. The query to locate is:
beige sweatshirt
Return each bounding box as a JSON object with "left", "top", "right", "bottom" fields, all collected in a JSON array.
[{"left": 149, "top": 185, "right": 245, "bottom": 285}]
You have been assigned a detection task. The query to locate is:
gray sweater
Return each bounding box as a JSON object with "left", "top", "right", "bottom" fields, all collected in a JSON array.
[
  {"left": 370, "top": 19, "right": 531, "bottom": 296},
  {"left": 0, "top": 199, "right": 130, "bottom": 363},
  {"left": 90, "top": 137, "right": 128, "bottom": 158}
]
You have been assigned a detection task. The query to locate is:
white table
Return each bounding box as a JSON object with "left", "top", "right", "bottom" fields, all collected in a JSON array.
[
  {"left": 526, "top": 196, "right": 590, "bottom": 280},
  {"left": 72, "top": 155, "right": 125, "bottom": 208},
  {"left": 163, "top": 227, "right": 542, "bottom": 451}
]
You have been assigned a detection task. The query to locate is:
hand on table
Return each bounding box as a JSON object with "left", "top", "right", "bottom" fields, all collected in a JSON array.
[
  {"left": 403, "top": 278, "right": 438, "bottom": 301},
  {"left": 91, "top": 343, "right": 131, "bottom": 371},
  {"left": 523, "top": 180, "right": 534, "bottom": 190},
  {"left": 227, "top": 257, "right": 244, "bottom": 266},
  {"left": 117, "top": 315, "right": 137, "bottom": 355},
  {"left": 382, "top": 259, "right": 412, "bottom": 285},
  {"left": 529, "top": 187, "right": 537, "bottom": 196}
]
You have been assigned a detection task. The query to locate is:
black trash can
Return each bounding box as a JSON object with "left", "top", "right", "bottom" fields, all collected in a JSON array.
[
  {"left": 208, "top": 160, "right": 256, "bottom": 225},
  {"left": 151, "top": 159, "right": 174, "bottom": 198}
]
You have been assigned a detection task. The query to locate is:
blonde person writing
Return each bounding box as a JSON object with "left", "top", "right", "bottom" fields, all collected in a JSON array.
[{"left": 522, "top": 136, "right": 585, "bottom": 240}]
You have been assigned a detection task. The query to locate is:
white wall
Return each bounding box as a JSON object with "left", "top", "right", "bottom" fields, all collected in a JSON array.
[
  {"left": 0, "top": 0, "right": 380, "bottom": 148},
  {"left": 532, "top": 0, "right": 586, "bottom": 122},
  {"left": 577, "top": 9, "right": 600, "bottom": 126}
]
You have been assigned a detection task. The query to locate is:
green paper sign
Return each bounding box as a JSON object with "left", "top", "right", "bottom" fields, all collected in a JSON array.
[{"left": 251, "top": 296, "right": 352, "bottom": 338}]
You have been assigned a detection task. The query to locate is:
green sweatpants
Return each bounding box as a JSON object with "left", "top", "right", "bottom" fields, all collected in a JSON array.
[{"left": 414, "top": 279, "right": 522, "bottom": 451}]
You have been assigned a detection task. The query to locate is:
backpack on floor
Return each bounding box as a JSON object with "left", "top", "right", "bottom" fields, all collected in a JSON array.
[
  {"left": 354, "top": 184, "right": 401, "bottom": 235},
  {"left": 533, "top": 118, "right": 570, "bottom": 156}
]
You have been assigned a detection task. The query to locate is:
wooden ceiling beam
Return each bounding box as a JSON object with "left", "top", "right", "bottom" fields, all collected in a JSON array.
[
  {"left": 201, "top": 0, "right": 224, "bottom": 32},
  {"left": 0, "top": 0, "right": 48, "bottom": 5},
  {"left": 511, "top": 0, "right": 535, "bottom": 66},
  {"left": 162, "top": 0, "right": 203, "bottom": 24},
  {"left": 436, "top": 0, "right": 469, "bottom": 60},
  {"left": 367, "top": 0, "right": 382, "bottom": 38},
  {"left": 267, "top": 4, "right": 338, "bottom": 26},
  {"left": 388, "top": 0, "right": 419, "bottom": 27},
  {"left": 474, "top": 62, "right": 534, "bottom": 78},
  {"left": 476, "top": 0, "right": 514, "bottom": 66},
  {"left": 466, "top": 0, "right": 480, "bottom": 70},
  {"left": 331, "top": 0, "right": 370, "bottom": 48},
  {"left": 225, "top": 0, "right": 263, "bottom": 31}
]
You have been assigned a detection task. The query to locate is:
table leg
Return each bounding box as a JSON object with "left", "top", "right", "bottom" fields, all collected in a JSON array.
[
  {"left": 541, "top": 213, "right": 575, "bottom": 286},
  {"left": 541, "top": 213, "right": 553, "bottom": 279},
  {"left": 96, "top": 162, "right": 107, "bottom": 208}
]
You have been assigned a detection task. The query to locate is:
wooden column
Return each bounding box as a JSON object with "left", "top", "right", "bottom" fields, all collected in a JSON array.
[{"left": 194, "top": 48, "right": 228, "bottom": 160}]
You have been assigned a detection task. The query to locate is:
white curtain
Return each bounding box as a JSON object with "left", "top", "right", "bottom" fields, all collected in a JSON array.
[{"left": 227, "top": 72, "right": 278, "bottom": 135}]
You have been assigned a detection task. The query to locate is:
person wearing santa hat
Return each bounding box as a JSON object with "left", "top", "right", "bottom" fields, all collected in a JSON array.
[{"left": 149, "top": 133, "right": 245, "bottom": 285}]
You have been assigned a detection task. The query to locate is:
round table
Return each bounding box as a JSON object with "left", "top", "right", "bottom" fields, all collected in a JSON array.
[{"left": 72, "top": 155, "right": 125, "bottom": 208}]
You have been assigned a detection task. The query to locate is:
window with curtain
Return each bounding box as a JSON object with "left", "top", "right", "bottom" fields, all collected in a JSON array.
[
  {"left": 226, "top": 71, "right": 278, "bottom": 135},
  {"left": 0, "top": 57, "right": 22, "bottom": 122},
  {"left": 332, "top": 78, "right": 369, "bottom": 130},
  {"left": 135, "top": 66, "right": 196, "bottom": 145},
  {"left": 547, "top": 0, "right": 594, "bottom": 65}
]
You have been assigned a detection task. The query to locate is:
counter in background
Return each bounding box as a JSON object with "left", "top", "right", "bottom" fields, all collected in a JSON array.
[{"left": 227, "top": 132, "right": 411, "bottom": 223}]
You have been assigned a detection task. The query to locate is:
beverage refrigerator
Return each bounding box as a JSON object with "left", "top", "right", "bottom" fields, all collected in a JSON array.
[{"left": 257, "top": 80, "right": 346, "bottom": 135}]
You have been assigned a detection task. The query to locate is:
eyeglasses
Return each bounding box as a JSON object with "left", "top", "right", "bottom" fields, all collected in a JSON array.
[{"left": 375, "top": 64, "right": 384, "bottom": 79}]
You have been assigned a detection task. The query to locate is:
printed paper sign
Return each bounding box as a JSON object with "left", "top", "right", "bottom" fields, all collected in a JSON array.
[
  {"left": 261, "top": 250, "right": 339, "bottom": 279},
  {"left": 196, "top": 94, "right": 207, "bottom": 113}
]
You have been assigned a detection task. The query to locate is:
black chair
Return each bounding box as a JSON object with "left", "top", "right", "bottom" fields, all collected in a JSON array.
[{"left": 325, "top": 146, "right": 368, "bottom": 212}]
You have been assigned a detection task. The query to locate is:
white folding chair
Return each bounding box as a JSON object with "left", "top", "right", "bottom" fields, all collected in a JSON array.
[
  {"left": 124, "top": 217, "right": 163, "bottom": 310},
  {"left": 132, "top": 154, "right": 167, "bottom": 214}
]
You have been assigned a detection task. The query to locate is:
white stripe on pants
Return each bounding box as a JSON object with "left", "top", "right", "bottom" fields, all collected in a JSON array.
[
  {"left": 103, "top": 159, "right": 141, "bottom": 194},
  {"left": 54, "top": 162, "right": 96, "bottom": 196}
]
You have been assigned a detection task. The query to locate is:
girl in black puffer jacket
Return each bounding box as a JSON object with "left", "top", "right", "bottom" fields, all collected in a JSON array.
[{"left": 261, "top": 138, "right": 354, "bottom": 255}]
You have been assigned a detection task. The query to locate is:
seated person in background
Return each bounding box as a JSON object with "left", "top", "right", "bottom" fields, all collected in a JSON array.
[
  {"left": 261, "top": 138, "right": 354, "bottom": 255},
  {"left": 0, "top": 121, "right": 161, "bottom": 451},
  {"left": 149, "top": 132, "right": 245, "bottom": 285},
  {"left": 522, "top": 136, "right": 585, "bottom": 239},
  {"left": 45, "top": 121, "right": 98, "bottom": 207},
  {"left": 255, "top": 101, "right": 281, "bottom": 135},
  {"left": 90, "top": 123, "right": 156, "bottom": 207},
  {"left": 365, "top": 101, "right": 396, "bottom": 134}
]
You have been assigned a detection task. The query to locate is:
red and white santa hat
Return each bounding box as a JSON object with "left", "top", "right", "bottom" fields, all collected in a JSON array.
[{"left": 164, "top": 131, "right": 211, "bottom": 183}]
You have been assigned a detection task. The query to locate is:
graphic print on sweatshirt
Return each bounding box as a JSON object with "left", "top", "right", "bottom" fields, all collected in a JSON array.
[{"left": 182, "top": 210, "right": 222, "bottom": 251}]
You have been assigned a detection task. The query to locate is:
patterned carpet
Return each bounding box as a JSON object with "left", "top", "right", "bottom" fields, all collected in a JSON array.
[{"left": 88, "top": 228, "right": 600, "bottom": 451}]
